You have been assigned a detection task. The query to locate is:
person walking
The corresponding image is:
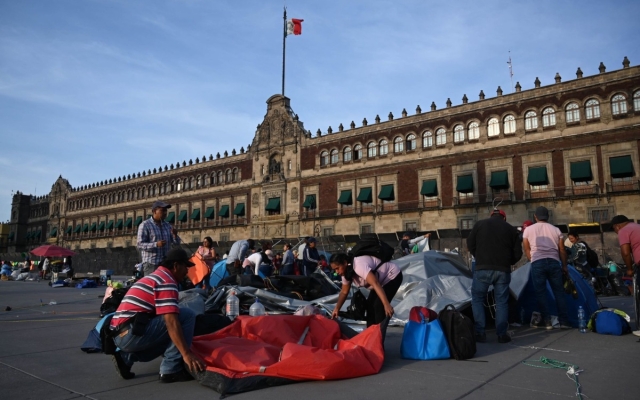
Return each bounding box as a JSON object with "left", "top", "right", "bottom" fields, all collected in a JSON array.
[
  {"left": 137, "top": 201, "right": 181, "bottom": 277},
  {"left": 302, "top": 237, "right": 320, "bottom": 276},
  {"left": 522, "top": 206, "right": 571, "bottom": 330},
  {"left": 281, "top": 243, "right": 294, "bottom": 275},
  {"left": 467, "top": 209, "right": 522, "bottom": 343}
]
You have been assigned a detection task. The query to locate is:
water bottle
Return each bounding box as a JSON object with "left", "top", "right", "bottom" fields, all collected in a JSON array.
[
  {"left": 226, "top": 290, "right": 239, "bottom": 320},
  {"left": 249, "top": 297, "right": 266, "bottom": 317},
  {"left": 578, "top": 306, "right": 587, "bottom": 333}
]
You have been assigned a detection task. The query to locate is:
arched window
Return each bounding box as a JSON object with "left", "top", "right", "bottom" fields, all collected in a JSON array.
[
  {"left": 611, "top": 94, "right": 627, "bottom": 115},
  {"left": 225, "top": 169, "right": 232, "bottom": 183},
  {"left": 422, "top": 131, "right": 433, "bottom": 147},
  {"left": 196, "top": 175, "right": 201, "bottom": 188},
  {"left": 330, "top": 149, "right": 339, "bottom": 164},
  {"left": 142, "top": 186, "right": 146, "bottom": 198},
  {"left": 585, "top": 99, "right": 600, "bottom": 119},
  {"left": 453, "top": 125, "right": 464, "bottom": 143},
  {"left": 436, "top": 128, "right": 446, "bottom": 145},
  {"left": 565, "top": 102, "right": 580, "bottom": 123},
  {"left": 353, "top": 144, "right": 362, "bottom": 160},
  {"left": 406, "top": 134, "right": 416, "bottom": 150},
  {"left": 232, "top": 168, "right": 239, "bottom": 182},
  {"left": 367, "top": 141, "right": 377, "bottom": 158},
  {"left": 542, "top": 107, "right": 556, "bottom": 127},
  {"left": 525, "top": 111, "right": 538, "bottom": 130},
  {"left": 379, "top": 139, "right": 388, "bottom": 155},
  {"left": 468, "top": 122, "right": 479, "bottom": 140},
  {"left": 487, "top": 118, "right": 499, "bottom": 137},
  {"left": 217, "top": 171, "right": 223, "bottom": 184},
  {"left": 320, "top": 151, "right": 329, "bottom": 166},
  {"left": 634, "top": 90, "right": 640, "bottom": 111},
  {"left": 164, "top": 182, "right": 169, "bottom": 193},
  {"left": 186, "top": 177, "right": 191, "bottom": 190},
  {"left": 152, "top": 185, "right": 157, "bottom": 196},
  {"left": 209, "top": 174, "right": 215, "bottom": 186},
  {"left": 503, "top": 115, "right": 516, "bottom": 134},
  {"left": 393, "top": 136, "right": 404, "bottom": 153},
  {"left": 170, "top": 181, "right": 175, "bottom": 192},
  {"left": 343, "top": 146, "right": 352, "bottom": 162}
]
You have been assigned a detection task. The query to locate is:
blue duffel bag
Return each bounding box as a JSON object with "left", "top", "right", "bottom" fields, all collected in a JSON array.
[
  {"left": 593, "top": 309, "right": 631, "bottom": 336},
  {"left": 401, "top": 307, "right": 451, "bottom": 360}
]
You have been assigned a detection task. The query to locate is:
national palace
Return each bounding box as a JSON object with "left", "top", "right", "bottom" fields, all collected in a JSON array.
[{"left": 3, "top": 57, "right": 640, "bottom": 254}]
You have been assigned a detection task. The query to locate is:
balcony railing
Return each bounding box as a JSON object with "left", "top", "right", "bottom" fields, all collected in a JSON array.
[
  {"left": 525, "top": 189, "right": 556, "bottom": 200},
  {"left": 606, "top": 180, "right": 640, "bottom": 193},
  {"left": 453, "top": 195, "right": 479, "bottom": 206},
  {"left": 486, "top": 190, "right": 514, "bottom": 202}
]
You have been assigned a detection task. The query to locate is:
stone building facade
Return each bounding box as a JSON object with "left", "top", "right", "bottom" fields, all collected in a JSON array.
[{"left": 5, "top": 58, "right": 640, "bottom": 260}]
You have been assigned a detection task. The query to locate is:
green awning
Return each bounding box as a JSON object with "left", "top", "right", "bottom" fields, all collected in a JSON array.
[
  {"left": 178, "top": 210, "right": 188, "bottom": 222},
  {"left": 357, "top": 187, "right": 373, "bottom": 203},
  {"left": 8, "top": 232, "right": 14, "bottom": 240},
  {"left": 82, "top": 224, "right": 89, "bottom": 233},
  {"left": 303, "top": 194, "right": 316, "bottom": 209},
  {"left": 115, "top": 219, "right": 123, "bottom": 229},
  {"left": 89, "top": 222, "right": 97, "bottom": 232},
  {"left": 489, "top": 170, "right": 509, "bottom": 189},
  {"left": 25, "top": 232, "right": 32, "bottom": 239},
  {"left": 73, "top": 225, "right": 82, "bottom": 233},
  {"left": 50, "top": 227, "right": 57, "bottom": 237},
  {"left": 456, "top": 175, "right": 474, "bottom": 193},
  {"left": 190, "top": 209, "right": 200, "bottom": 220},
  {"left": 265, "top": 198, "right": 281, "bottom": 211},
  {"left": 65, "top": 226, "right": 72, "bottom": 235},
  {"left": 378, "top": 185, "right": 395, "bottom": 201},
  {"left": 570, "top": 161, "right": 593, "bottom": 182},
  {"left": 609, "top": 155, "right": 634, "bottom": 178},
  {"left": 36, "top": 230, "right": 41, "bottom": 237},
  {"left": 527, "top": 166, "right": 549, "bottom": 185},
  {"left": 125, "top": 217, "right": 132, "bottom": 228},
  {"left": 219, "top": 205, "right": 230, "bottom": 218},
  {"left": 233, "top": 203, "right": 245, "bottom": 216},
  {"left": 420, "top": 180, "right": 438, "bottom": 196},
  {"left": 337, "top": 190, "right": 353, "bottom": 205},
  {"left": 166, "top": 212, "right": 175, "bottom": 223},
  {"left": 106, "top": 220, "right": 114, "bottom": 230},
  {"left": 204, "top": 207, "right": 215, "bottom": 219},
  {"left": 98, "top": 221, "right": 105, "bottom": 231},
  {"left": 134, "top": 216, "right": 143, "bottom": 226}
]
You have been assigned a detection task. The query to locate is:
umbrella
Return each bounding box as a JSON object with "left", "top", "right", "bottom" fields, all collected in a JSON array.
[{"left": 30, "top": 245, "right": 76, "bottom": 258}]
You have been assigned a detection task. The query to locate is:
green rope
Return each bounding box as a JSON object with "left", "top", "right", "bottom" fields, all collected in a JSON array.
[{"left": 522, "top": 356, "right": 584, "bottom": 399}]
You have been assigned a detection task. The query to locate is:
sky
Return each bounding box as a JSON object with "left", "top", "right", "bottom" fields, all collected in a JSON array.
[{"left": 1, "top": 0, "right": 639, "bottom": 222}]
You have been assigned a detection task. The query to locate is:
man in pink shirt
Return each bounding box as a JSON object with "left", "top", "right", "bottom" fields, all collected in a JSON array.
[
  {"left": 612, "top": 214, "right": 640, "bottom": 337},
  {"left": 522, "top": 206, "right": 570, "bottom": 330}
]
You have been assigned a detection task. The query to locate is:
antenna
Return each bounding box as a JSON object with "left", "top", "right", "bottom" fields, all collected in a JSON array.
[{"left": 492, "top": 197, "right": 504, "bottom": 213}]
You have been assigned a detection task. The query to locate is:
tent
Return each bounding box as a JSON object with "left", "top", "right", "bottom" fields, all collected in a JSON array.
[
  {"left": 209, "top": 260, "right": 229, "bottom": 288},
  {"left": 80, "top": 313, "right": 112, "bottom": 353},
  {"left": 190, "top": 315, "right": 387, "bottom": 395},
  {"left": 510, "top": 262, "right": 598, "bottom": 327}
]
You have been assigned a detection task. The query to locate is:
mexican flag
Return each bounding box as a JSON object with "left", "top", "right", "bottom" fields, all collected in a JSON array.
[{"left": 286, "top": 18, "right": 303, "bottom": 36}]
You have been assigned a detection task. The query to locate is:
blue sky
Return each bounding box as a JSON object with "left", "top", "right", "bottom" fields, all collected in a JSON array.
[{"left": 1, "top": 0, "right": 639, "bottom": 222}]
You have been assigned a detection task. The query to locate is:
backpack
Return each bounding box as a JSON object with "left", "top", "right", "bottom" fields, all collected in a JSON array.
[
  {"left": 581, "top": 242, "right": 600, "bottom": 269},
  {"left": 350, "top": 238, "right": 395, "bottom": 263},
  {"left": 588, "top": 309, "right": 631, "bottom": 336},
  {"left": 438, "top": 304, "right": 476, "bottom": 360},
  {"left": 100, "top": 287, "right": 129, "bottom": 317}
]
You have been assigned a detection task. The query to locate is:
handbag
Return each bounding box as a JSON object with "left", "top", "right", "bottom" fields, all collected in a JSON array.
[
  {"left": 401, "top": 307, "right": 451, "bottom": 360},
  {"left": 346, "top": 288, "right": 367, "bottom": 320}
]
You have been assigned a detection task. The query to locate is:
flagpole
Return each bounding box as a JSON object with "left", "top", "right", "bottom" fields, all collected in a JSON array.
[{"left": 282, "top": 8, "right": 287, "bottom": 96}]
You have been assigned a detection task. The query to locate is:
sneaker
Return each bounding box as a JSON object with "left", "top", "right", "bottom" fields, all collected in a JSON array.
[
  {"left": 475, "top": 332, "right": 486, "bottom": 343},
  {"left": 531, "top": 321, "right": 553, "bottom": 330},
  {"left": 632, "top": 330, "right": 640, "bottom": 337},
  {"left": 497, "top": 334, "right": 512, "bottom": 343},
  {"left": 159, "top": 369, "right": 194, "bottom": 383},
  {"left": 112, "top": 352, "right": 135, "bottom": 380}
]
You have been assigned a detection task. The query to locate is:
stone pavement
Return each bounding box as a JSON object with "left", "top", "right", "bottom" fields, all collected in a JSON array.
[{"left": 1, "top": 279, "right": 638, "bottom": 400}]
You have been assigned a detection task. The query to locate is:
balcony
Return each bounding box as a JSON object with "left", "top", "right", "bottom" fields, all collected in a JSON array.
[
  {"left": 486, "top": 190, "right": 514, "bottom": 202},
  {"left": 606, "top": 180, "right": 640, "bottom": 193},
  {"left": 525, "top": 189, "right": 556, "bottom": 200},
  {"left": 453, "top": 195, "right": 479, "bottom": 206}
]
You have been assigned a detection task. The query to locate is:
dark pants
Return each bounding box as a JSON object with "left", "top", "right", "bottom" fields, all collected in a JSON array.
[
  {"left": 531, "top": 258, "right": 569, "bottom": 325},
  {"left": 302, "top": 263, "right": 317, "bottom": 276},
  {"left": 366, "top": 272, "right": 403, "bottom": 327},
  {"left": 281, "top": 263, "right": 294, "bottom": 275},
  {"left": 471, "top": 269, "right": 511, "bottom": 336},
  {"left": 226, "top": 262, "right": 242, "bottom": 277}
]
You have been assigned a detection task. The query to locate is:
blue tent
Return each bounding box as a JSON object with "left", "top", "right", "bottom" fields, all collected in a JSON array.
[
  {"left": 209, "top": 259, "right": 229, "bottom": 288},
  {"left": 510, "top": 263, "right": 598, "bottom": 327}
]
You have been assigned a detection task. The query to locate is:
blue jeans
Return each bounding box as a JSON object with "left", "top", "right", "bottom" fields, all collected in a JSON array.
[
  {"left": 280, "top": 263, "right": 294, "bottom": 276},
  {"left": 113, "top": 307, "right": 197, "bottom": 375},
  {"left": 471, "top": 269, "right": 511, "bottom": 337},
  {"left": 258, "top": 263, "right": 273, "bottom": 278},
  {"left": 531, "top": 258, "right": 569, "bottom": 324}
]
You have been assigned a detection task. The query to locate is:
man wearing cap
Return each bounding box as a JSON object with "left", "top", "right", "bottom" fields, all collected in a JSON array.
[
  {"left": 109, "top": 248, "right": 205, "bottom": 383},
  {"left": 137, "top": 201, "right": 181, "bottom": 277},
  {"left": 302, "top": 237, "right": 320, "bottom": 276},
  {"left": 467, "top": 209, "right": 522, "bottom": 343},
  {"left": 226, "top": 238, "right": 255, "bottom": 277},
  {"left": 522, "top": 206, "right": 571, "bottom": 330}
]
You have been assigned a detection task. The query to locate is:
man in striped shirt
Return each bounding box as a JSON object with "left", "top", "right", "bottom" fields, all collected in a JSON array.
[
  {"left": 109, "top": 248, "right": 205, "bottom": 383},
  {"left": 137, "top": 200, "right": 181, "bottom": 276}
]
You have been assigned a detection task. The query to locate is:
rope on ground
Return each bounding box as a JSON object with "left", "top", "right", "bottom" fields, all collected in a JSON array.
[
  {"left": 522, "top": 356, "right": 587, "bottom": 399},
  {"left": 511, "top": 344, "right": 570, "bottom": 353}
]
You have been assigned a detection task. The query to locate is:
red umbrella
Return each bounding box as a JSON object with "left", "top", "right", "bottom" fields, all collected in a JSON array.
[{"left": 30, "top": 245, "right": 76, "bottom": 258}]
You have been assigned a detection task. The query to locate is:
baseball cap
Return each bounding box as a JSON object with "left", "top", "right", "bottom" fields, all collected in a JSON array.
[
  {"left": 522, "top": 220, "right": 533, "bottom": 230},
  {"left": 610, "top": 215, "right": 630, "bottom": 227},
  {"left": 152, "top": 200, "right": 171, "bottom": 210},
  {"left": 491, "top": 209, "right": 507, "bottom": 219},
  {"left": 307, "top": 237, "right": 317, "bottom": 243},
  {"left": 162, "top": 248, "right": 195, "bottom": 268},
  {"left": 534, "top": 206, "right": 549, "bottom": 221}
]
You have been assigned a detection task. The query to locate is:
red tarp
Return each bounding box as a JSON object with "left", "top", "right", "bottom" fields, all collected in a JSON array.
[{"left": 190, "top": 315, "right": 386, "bottom": 395}]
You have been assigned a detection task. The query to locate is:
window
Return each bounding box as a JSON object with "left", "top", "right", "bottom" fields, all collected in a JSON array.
[
  {"left": 393, "top": 136, "right": 404, "bottom": 153},
  {"left": 226, "top": 170, "right": 232, "bottom": 183},
  {"left": 188, "top": 177, "right": 194, "bottom": 189},
  {"left": 634, "top": 90, "right": 640, "bottom": 111},
  {"left": 468, "top": 122, "right": 479, "bottom": 140},
  {"left": 570, "top": 160, "right": 593, "bottom": 186},
  {"left": 196, "top": 176, "right": 201, "bottom": 188},
  {"left": 320, "top": 151, "right": 329, "bottom": 166},
  {"left": 585, "top": 99, "right": 600, "bottom": 119},
  {"left": 330, "top": 149, "right": 339, "bottom": 164},
  {"left": 323, "top": 227, "right": 333, "bottom": 237},
  {"left": 453, "top": 125, "right": 464, "bottom": 143},
  {"left": 220, "top": 233, "right": 229, "bottom": 242},
  {"left": 232, "top": 168, "right": 239, "bottom": 182},
  {"left": 406, "top": 134, "right": 416, "bottom": 151},
  {"left": 527, "top": 166, "right": 549, "bottom": 191},
  {"left": 591, "top": 208, "right": 610, "bottom": 223},
  {"left": 611, "top": 94, "right": 627, "bottom": 115},
  {"left": 422, "top": 131, "right": 433, "bottom": 147},
  {"left": 343, "top": 146, "right": 352, "bottom": 162},
  {"left": 541, "top": 107, "right": 556, "bottom": 127},
  {"left": 565, "top": 102, "right": 580, "bottom": 123},
  {"left": 379, "top": 139, "right": 388, "bottom": 155},
  {"left": 435, "top": 128, "right": 446, "bottom": 145},
  {"left": 487, "top": 118, "right": 499, "bottom": 137},
  {"left": 460, "top": 218, "right": 474, "bottom": 230},
  {"left": 503, "top": 115, "right": 516, "bottom": 134},
  {"left": 353, "top": 144, "right": 362, "bottom": 160},
  {"left": 405, "top": 222, "right": 417, "bottom": 232},
  {"left": 210, "top": 174, "right": 216, "bottom": 186},
  {"left": 360, "top": 224, "right": 373, "bottom": 234},
  {"left": 288, "top": 160, "right": 292, "bottom": 170},
  {"left": 367, "top": 142, "right": 377, "bottom": 158},
  {"left": 525, "top": 111, "right": 538, "bottom": 130},
  {"left": 217, "top": 171, "right": 223, "bottom": 184}
]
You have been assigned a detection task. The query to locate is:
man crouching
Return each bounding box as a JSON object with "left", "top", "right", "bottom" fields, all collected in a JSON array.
[{"left": 109, "top": 248, "right": 206, "bottom": 383}]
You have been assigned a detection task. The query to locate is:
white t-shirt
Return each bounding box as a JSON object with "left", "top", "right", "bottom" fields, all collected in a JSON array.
[
  {"left": 242, "top": 253, "right": 263, "bottom": 275},
  {"left": 523, "top": 222, "right": 562, "bottom": 263},
  {"left": 341, "top": 255, "right": 400, "bottom": 288}
]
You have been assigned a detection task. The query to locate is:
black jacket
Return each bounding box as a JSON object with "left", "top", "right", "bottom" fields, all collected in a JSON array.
[{"left": 467, "top": 214, "right": 522, "bottom": 273}]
